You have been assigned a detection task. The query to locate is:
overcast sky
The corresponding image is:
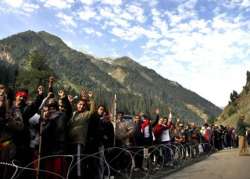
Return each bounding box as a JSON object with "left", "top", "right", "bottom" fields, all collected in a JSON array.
[{"left": 0, "top": 0, "right": 250, "bottom": 107}]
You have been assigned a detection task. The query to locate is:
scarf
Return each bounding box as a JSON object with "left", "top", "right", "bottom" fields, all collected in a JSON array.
[{"left": 141, "top": 118, "right": 150, "bottom": 132}]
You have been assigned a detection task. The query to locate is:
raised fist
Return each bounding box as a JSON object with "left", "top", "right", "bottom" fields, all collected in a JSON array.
[
  {"left": 155, "top": 108, "right": 160, "bottom": 115},
  {"left": 80, "top": 88, "right": 89, "bottom": 100},
  {"left": 49, "top": 76, "right": 55, "bottom": 83},
  {"left": 88, "top": 91, "right": 94, "bottom": 98},
  {"left": 58, "top": 89, "right": 65, "bottom": 98},
  {"left": 47, "top": 92, "right": 54, "bottom": 98}
]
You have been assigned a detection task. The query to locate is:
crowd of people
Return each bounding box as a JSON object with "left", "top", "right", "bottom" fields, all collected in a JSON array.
[{"left": 0, "top": 77, "right": 249, "bottom": 179}]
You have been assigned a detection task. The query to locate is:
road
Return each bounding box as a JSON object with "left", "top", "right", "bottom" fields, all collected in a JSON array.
[{"left": 164, "top": 148, "right": 250, "bottom": 179}]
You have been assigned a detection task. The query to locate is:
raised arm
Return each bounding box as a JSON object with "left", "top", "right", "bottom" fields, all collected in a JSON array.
[
  {"left": 88, "top": 91, "right": 95, "bottom": 114},
  {"left": 151, "top": 108, "right": 160, "bottom": 127},
  {"left": 82, "top": 91, "right": 95, "bottom": 119}
]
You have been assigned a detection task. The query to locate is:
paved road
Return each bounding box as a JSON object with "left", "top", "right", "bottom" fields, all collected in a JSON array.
[{"left": 165, "top": 148, "right": 250, "bottom": 179}]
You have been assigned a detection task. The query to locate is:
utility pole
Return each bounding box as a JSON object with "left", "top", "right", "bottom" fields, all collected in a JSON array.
[{"left": 113, "top": 94, "right": 117, "bottom": 146}]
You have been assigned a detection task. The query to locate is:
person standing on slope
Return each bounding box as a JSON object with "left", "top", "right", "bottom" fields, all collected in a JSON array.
[{"left": 236, "top": 114, "right": 250, "bottom": 156}]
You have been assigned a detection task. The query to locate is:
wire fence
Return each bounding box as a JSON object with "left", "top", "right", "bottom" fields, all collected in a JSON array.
[{"left": 0, "top": 142, "right": 213, "bottom": 179}]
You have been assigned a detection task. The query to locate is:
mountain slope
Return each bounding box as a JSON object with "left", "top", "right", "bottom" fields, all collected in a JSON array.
[
  {"left": 217, "top": 72, "right": 250, "bottom": 126},
  {"left": 0, "top": 30, "right": 222, "bottom": 123},
  {"left": 92, "top": 56, "right": 221, "bottom": 122}
]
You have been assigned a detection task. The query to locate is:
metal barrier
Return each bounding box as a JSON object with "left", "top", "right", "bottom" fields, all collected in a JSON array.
[{"left": 0, "top": 142, "right": 212, "bottom": 179}]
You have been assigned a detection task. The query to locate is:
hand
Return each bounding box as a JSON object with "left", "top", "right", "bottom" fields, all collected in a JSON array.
[
  {"left": 155, "top": 108, "right": 160, "bottom": 115},
  {"left": 58, "top": 90, "right": 65, "bottom": 98},
  {"left": 48, "top": 76, "right": 55, "bottom": 84},
  {"left": 37, "top": 85, "right": 44, "bottom": 95},
  {"left": 68, "top": 95, "right": 74, "bottom": 103},
  {"left": 0, "top": 89, "right": 5, "bottom": 96},
  {"left": 47, "top": 92, "right": 53, "bottom": 98},
  {"left": 88, "top": 91, "right": 94, "bottom": 98},
  {"left": 80, "top": 89, "right": 88, "bottom": 100}
]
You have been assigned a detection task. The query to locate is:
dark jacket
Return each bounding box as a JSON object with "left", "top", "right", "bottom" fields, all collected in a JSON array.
[
  {"left": 13, "top": 94, "right": 44, "bottom": 148},
  {"left": 236, "top": 120, "right": 250, "bottom": 136},
  {"left": 86, "top": 112, "right": 104, "bottom": 153},
  {"left": 102, "top": 119, "right": 114, "bottom": 149},
  {"left": 60, "top": 96, "right": 72, "bottom": 121},
  {"left": 132, "top": 120, "right": 143, "bottom": 146},
  {"left": 41, "top": 111, "right": 66, "bottom": 155},
  {"left": 0, "top": 106, "right": 20, "bottom": 161}
]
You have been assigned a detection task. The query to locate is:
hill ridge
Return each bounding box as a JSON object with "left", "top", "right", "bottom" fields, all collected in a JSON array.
[{"left": 0, "top": 30, "right": 222, "bottom": 123}]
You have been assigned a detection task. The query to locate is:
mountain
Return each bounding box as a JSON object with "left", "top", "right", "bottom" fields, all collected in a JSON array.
[
  {"left": 216, "top": 71, "right": 250, "bottom": 126},
  {"left": 0, "top": 30, "right": 222, "bottom": 123}
]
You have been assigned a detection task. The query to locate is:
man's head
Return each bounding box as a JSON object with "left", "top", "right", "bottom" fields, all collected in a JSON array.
[
  {"left": 77, "top": 99, "right": 88, "bottom": 113},
  {"left": 37, "top": 85, "right": 44, "bottom": 95},
  {"left": 97, "top": 105, "right": 105, "bottom": 116},
  {"left": 0, "top": 84, "right": 5, "bottom": 96},
  {"left": 179, "top": 123, "right": 184, "bottom": 128},
  {"left": 117, "top": 112, "right": 124, "bottom": 121},
  {"left": 15, "top": 89, "right": 28, "bottom": 106},
  {"left": 163, "top": 117, "right": 168, "bottom": 124},
  {"left": 134, "top": 115, "right": 141, "bottom": 123},
  {"left": 47, "top": 98, "right": 58, "bottom": 111},
  {"left": 191, "top": 122, "right": 196, "bottom": 129},
  {"left": 158, "top": 117, "right": 164, "bottom": 125}
]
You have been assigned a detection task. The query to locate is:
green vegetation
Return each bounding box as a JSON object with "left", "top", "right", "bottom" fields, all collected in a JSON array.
[
  {"left": 0, "top": 61, "right": 16, "bottom": 86},
  {"left": 227, "top": 105, "right": 237, "bottom": 117},
  {"left": 229, "top": 90, "right": 239, "bottom": 104},
  {"left": 16, "top": 50, "right": 55, "bottom": 91},
  {"left": 217, "top": 71, "right": 250, "bottom": 126},
  {"left": 207, "top": 116, "right": 216, "bottom": 124}
]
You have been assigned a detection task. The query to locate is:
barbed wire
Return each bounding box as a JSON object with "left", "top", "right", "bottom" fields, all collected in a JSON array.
[{"left": 0, "top": 143, "right": 212, "bottom": 179}]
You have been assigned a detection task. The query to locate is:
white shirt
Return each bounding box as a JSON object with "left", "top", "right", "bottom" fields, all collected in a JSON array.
[
  {"left": 144, "top": 126, "right": 150, "bottom": 138},
  {"left": 161, "top": 128, "right": 170, "bottom": 142}
]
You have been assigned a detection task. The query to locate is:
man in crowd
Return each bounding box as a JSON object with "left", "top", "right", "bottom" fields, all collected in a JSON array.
[
  {"left": 115, "top": 112, "right": 133, "bottom": 147},
  {"left": 40, "top": 99, "right": 67, "bottom": 179},
  {"left": 0, "top": 78, "right": 224, "bottom": 179},
  {"left": 86, "top": 105, "right": 106, "bottom": 179},
  {"left": 12, "top": 86, "right": 44, "bottom": 178},
  {"left": 0, "top": 84, "right": 19, "bottom": 178},
  {"left": 131, "top": 114, "right": 143, "bottom": 171},
  {"left": 236, "top": 114, "right": 250, "bottom": 156},
  {"left": 67, "top": 90, "right": 95, "bottom": 179}
]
